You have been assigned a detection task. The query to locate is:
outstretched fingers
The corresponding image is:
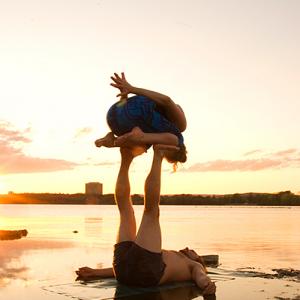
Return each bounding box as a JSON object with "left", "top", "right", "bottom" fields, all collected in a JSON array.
[
  {"left": 110, "top": 74, "right": 122, "bottom": 90},
  {"left": 110, "top": 72, "right": 131, "bottom": 98},
  {"left": 111, "top": 72, "right": 123, "bottom": 85},
  {"left": 114, "top": 72, "right": 122, "bottom": 80}
]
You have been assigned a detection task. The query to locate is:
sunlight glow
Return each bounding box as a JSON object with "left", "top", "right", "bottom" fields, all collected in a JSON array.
[
  {"left": 0, "top": 182, "right": 7, "bottom": 194},
  {"left": 0, "top": 1, "right": 299, "bottom": 194},
  {"left": 0, "top": 217, "right": 9, "bottom": 228}
]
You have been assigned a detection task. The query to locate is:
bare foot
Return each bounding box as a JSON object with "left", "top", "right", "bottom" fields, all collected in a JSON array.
[
  {"left": 120, "top": 145, "right": 147, "bottom": 159},
  {"left": 131, "top": 145, "right": 148, "bottom": 157},
  {"left": 95, "top": 132, "right": 116, "bottom": 148},
  {"left": 114, "top": 127, "right": 144, "bottom": 146}
]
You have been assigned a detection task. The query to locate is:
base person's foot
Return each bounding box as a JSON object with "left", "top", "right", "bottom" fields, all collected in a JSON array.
[
  {"left": 114, "top": 127, "right": 144, "bottom": 146},
  {"left": 120, "top": 145, "right": 147, "bottom": 159}
]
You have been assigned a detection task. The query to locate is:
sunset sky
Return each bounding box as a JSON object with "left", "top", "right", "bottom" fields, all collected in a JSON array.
[{"left": 1, "top": 0, "right": 299, "bottom": 195}]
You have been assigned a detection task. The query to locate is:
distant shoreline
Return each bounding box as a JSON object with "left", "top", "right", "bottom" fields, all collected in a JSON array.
[{"left": 1, "top": 191, "right": 299, "bottom": 205}]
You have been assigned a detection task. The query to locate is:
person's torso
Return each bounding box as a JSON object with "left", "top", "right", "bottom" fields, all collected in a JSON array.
[{"left": 159, "top": 250, "right": 194, "bottom": 284}]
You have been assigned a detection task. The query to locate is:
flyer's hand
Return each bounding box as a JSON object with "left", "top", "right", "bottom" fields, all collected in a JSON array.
[{"left": 110, "top": 72, "right": 134, "bottom": 98}]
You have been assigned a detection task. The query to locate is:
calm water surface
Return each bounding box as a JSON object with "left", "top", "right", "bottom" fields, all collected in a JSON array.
[{"left": 0, "top": 205, "right": 299, "bottom": 299}]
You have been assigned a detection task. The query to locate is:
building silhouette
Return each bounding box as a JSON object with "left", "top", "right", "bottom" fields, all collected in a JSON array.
[{"left": 85, "top": 182, "right": 103, "bottom": 195}]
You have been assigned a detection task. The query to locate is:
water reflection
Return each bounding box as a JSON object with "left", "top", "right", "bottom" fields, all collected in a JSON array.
[
  {"left": 113, "top": 285, "right": 215, "bottom": 300},
  {"left": 0, "top": 239, "right": 73, "bottom": 287},
  {"left": 84, "top": 217, "right": 103, "bottom": 238},
  {"left": 1, "top": 205, "right": 300, "bottom": 300},
  {"left": 0, "top": 266, "right": 28, "bottom": 288}
]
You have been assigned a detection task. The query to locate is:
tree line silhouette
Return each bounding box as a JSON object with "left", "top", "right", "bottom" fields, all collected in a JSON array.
[{"left": 0, "top": 191, "right": 299, "bottom": 205}]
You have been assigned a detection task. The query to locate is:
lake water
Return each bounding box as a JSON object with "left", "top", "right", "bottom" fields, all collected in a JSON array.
[{"left": 1, "top": 205, "right": 300, "bottom": 299}]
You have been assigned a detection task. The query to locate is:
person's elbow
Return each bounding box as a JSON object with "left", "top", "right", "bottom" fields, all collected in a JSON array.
[{"left": 192, "top": 266, "right": 216, "bottom": 295}]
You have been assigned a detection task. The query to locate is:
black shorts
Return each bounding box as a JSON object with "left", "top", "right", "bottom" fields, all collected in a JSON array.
[{"left": 113, "top": 241, "right": 166, "bottom": 287}]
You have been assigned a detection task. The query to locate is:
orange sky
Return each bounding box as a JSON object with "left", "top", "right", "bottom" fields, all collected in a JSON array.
[{"left": 0, "top": 0, "right": 299, "bottom": 194}]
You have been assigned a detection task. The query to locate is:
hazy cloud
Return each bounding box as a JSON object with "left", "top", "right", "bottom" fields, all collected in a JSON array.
[
  {"left": 93, "top": 161, "right": 117, "bottom": 167},
  {"left": 74, "top": 127, "right": 93, "bottom": 138},
  {"left": 243, "top": 149, "right": 262, "bottom": 156},
  {"left": 0, "top": 153, "right": 77, "bottom": 174},
  {"left": 0, "top": 121, "right": 31, "bottom": 143},
  {"left": 184, "top": 148, "right": 300, "bottom": 172},
  {"left": 85, "top": 157, "right": 117, "bottom": 167},
  {"left": 272, "top": 148, "right": 297, "bottom": 157},
  {"left": 185, "top": 159, "right": 282, "bottom": 172},
  {"left": 0, "top": 140, "right": 20, "bottom": 155},
  {"left": 0, "top": 121, "right": 78, "bottom": 175}
]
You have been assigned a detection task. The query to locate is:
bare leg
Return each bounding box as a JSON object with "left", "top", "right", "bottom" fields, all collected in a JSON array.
[
  {"left": 95, "top": 132, "right": 148, "bottom": 157},
  {"left": 115, "top": 148, "right": 136, "bottom": 243},
  {"left": 75, "top": 148, "right": 137, "bottom": 281},
  {"left": 114, "top": 127, "right": 179, "bottom": 148},
  {"left": 135, "top": 148, "right": 164, "bottom": 253}
]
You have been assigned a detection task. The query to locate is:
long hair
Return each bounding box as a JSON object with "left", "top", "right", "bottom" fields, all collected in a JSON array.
[{"left": 164, "top": 144, "right": 187, "bottom": 171}]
